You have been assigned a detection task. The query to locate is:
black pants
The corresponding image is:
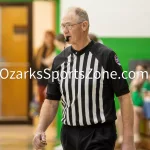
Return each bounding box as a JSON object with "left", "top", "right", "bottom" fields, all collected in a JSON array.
[{"left": 61, "top": 122, "right": 117, "bottom": 150}]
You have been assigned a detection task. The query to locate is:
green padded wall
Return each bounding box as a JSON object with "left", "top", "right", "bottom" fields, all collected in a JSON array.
[{"left": 101, "top": 38, "right": 150, "bottom": 110}]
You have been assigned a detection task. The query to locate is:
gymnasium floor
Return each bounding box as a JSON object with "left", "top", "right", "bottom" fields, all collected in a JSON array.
[
  {"left": 0, "top": 125, "right": 56, "bottom": 150},
  {"left": 0, "top": 125, "right": 149, "bottom": 150}
]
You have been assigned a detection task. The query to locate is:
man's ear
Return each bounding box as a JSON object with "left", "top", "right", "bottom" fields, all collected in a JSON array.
[{"left": 82, "top": 21, "right": 89, "bottom": 31}]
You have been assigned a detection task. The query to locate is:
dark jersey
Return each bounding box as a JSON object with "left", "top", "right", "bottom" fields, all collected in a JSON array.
[{"left": 46, "top": 40, "right": 129, "bottom": 126}]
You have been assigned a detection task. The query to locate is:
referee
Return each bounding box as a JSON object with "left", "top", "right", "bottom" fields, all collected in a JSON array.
[{"left": 33, "top": 7, "right": 135, "bottom": 150}]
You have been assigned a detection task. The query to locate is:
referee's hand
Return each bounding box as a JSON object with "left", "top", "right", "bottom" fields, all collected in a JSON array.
[{"left": 32, "top": 132, "right": 47, "bottom": 150}]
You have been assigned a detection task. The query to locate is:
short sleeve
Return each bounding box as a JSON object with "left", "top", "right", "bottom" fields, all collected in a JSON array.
[
  {"left": 142, "top": 81, "right": 150, "bottom": 92},
  {"left": 46, "top": 60, "right": 61, "bottom": 100},
  {"left": 107, "top": 51, "right": 130, "bottom": 97},
  {"left": 132, "top": 91, "right": 143, "bottom": 106}
]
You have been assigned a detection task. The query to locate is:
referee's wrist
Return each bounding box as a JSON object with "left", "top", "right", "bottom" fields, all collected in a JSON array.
[{"left": 35, "top": 126, "right": 45, "bottom": 134}]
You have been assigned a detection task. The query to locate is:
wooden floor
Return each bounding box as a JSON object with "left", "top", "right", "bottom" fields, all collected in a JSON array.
[
  {"left": 0, "top": 125, "right": 149, "bottom": 150},
  {"left": 0, "top": 125, "right": 56, "bottom": 150}
]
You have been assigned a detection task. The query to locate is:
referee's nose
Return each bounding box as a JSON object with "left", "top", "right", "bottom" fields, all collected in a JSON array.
[{"left": 63, "top": 26, "right": 70, "bottom": 36}]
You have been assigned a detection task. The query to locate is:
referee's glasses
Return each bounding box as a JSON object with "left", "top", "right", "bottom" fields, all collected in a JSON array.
[{"left": 61, "top": 22, "right": 83, "bottom": 30}]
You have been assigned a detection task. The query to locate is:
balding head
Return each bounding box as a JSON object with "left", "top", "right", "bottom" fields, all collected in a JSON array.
[{"left": 66, "top": 7, "right": 89, "bottom": 24}]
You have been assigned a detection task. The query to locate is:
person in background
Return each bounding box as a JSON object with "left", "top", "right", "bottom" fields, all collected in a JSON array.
[
  {"left": 142, "top": 68, "right": 150, "bottom": 119},
  {"left": 43, "top": 33, "right": 69, "bottom": 64},
  {"left": 142, "top": 68, "right": 150, "bottom": 97},
  {"left": 117, "top": 64, "right": 147, "bottom": 148},
  {"left": 89, "top": 33, "right": 98, "bottom": 42},
  {"left": 34, "top": 30, "right": 55, "bottom": 112},
  {"left": 54, "top": 33, "right": 66, "bottom": 53},
  {"left": 89, "top": 33, "right": 103, "bottom": 44}
]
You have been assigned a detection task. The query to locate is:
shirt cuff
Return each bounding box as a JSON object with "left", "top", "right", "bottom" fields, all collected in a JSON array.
[
  {"left": 115, "top": 88, "right": 130, "bottom": 97},
  {"left": 46, "top": 94, "right": 61, "bottom": 101}
]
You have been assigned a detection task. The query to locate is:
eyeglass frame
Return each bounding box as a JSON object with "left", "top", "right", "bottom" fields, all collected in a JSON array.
[{"left": 61, "top": 21, "right": 84, "bottom": 30}]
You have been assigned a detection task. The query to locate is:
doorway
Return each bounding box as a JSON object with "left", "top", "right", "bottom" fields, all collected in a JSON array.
[{"left": 0, "top": 3, "right": 32, "bottom": 123}]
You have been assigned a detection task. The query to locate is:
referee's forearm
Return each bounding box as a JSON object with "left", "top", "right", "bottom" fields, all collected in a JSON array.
[
  {"left": 118, "top": 93, "right": 134, "bottom": 143},
  {"left": 36, "top": 99, "right": 59, "bottom": 133}
]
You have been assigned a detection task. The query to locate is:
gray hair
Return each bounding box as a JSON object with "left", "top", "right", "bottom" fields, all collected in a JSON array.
[{"left": 68, "top": 7, "right": 89, "bottom": 23}]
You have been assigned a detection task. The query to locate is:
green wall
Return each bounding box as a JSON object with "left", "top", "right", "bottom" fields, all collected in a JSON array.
[
  {"left": 101, "top": 38, "right": 150, "bottom": 109},
  {"left": 56, "top": 0, "right": 60, "bottom": 34}
]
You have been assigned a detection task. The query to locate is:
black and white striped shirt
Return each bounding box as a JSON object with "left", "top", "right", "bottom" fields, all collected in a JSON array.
[{"left": 46, "top": 41, "right": 129, "bottom": 126}]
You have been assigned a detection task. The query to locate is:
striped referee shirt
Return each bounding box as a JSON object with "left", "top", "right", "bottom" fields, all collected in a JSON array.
[{"left": 46, "top": 40, "right": 129, "bottom": 126}]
